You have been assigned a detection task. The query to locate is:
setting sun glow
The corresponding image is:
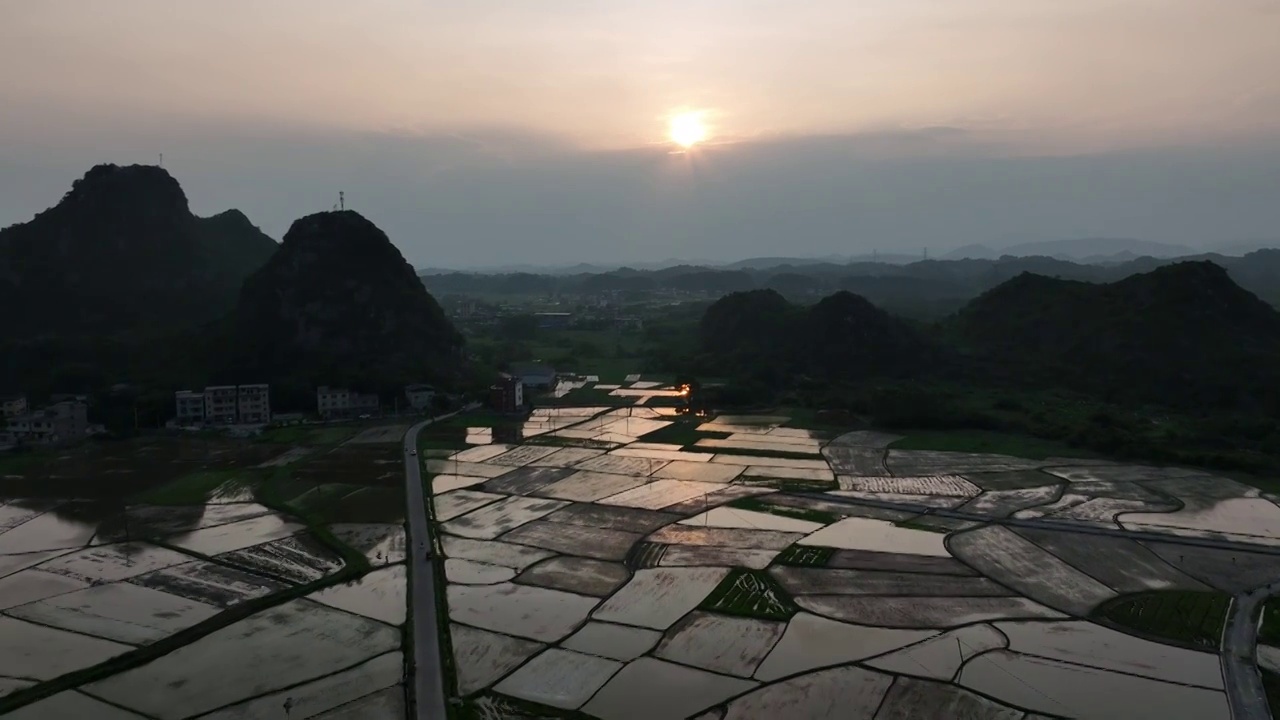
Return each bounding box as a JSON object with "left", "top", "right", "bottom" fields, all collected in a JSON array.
[{"left": 668, "top": 112, "right": 708, "bottom": 148}]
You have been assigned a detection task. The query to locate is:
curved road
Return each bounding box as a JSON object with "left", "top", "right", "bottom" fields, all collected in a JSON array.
[
  {"left": 404, "top": 416, "right": 449, "bottom": 720},
  {"left": 1223, "top": 581, "right": 1280, "bottom": 720}
]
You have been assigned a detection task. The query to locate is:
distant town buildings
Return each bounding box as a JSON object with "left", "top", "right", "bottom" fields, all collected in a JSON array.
[
  {"left": 316, "top": 386, "right": 380, "bottom": 419},
  {"left": 404, "top": 384, "right": 436, "bottom": 412},
  {"left": 173, "top": 385, "right": 272, "bottom": 427},
  {"left": 1, "top": 399, "right": 88, "bottom": 446},
  {"left": 490, "top": 373, "right": 524, "bottom": 413},
  {"left": 1, "top": 395, "right": 28, "bottom": 418}
]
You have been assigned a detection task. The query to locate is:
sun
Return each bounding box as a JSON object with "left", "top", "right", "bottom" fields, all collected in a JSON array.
[{"left": 668, "top": 111, "right": 708, "bottom": 148}]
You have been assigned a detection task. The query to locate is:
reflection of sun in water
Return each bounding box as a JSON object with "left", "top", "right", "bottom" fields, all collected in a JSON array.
[{"left": 668, "top": 111, "right": 708, "bottom": 148}]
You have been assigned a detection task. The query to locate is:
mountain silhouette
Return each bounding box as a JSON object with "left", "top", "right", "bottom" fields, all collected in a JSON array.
[{"left": 0, "top": 164, "right": 277, "bottom": 338}]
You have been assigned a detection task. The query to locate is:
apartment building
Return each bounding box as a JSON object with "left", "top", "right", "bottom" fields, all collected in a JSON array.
[
  {"left": 175, "top": 391, "right": 206, "bottom": 426},
  {"left": 351, "top": 392, "right": 380, "bottom": 416},
  {"left": 316, "top": 386, "right": 351, "bottom": 419},
  {"left": 2, "top": 400, "right": 88, "bottom": 446},
  {"left": 204, "top": 386, "right": 239, "bottom": 425},
  {"left": 404, "top": 384, "right": 436, "bottom": 412},
  {"left": 237, "top": 384, "right": 271, "bottom": 424},
  {"left": 317, "top": 387, "right": 379, "bottom": 419},
  {"left": 174, "top": 384, "right": 271, "bottom": 426}
]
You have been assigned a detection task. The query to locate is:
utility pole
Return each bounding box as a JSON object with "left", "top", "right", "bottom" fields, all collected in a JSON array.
[
  {"left": 339, "top": 191, "right": 345, "bottom": 211},
  {"left": 158, "top": 153, "right": 163, "bottom": 167}
]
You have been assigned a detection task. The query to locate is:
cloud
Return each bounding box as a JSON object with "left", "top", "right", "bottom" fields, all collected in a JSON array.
[{"left": 3, "top": 122, "right": 1278, "bottom": 268}]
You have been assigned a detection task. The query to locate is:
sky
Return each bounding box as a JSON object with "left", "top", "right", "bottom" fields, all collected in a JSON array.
[{"left": 2, "top": 0, "right": 1279, "bottom": 268}]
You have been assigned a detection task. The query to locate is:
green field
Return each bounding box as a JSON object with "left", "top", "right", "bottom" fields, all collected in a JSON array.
[
  {"left": 699, "top": 569, "right": 797, "bottom": 620},
  {"left": 132, "top": 469, "right": 259, "bottom": 505},
  {"left": 637, "top": 419, "right": 727, "bottom": 447},
  {"left": 775, "top": 545, "right": 834, "bottom": 567},
  {"left": 727, "top": 496, "right": 840, "bottom": 525},
  {"left": 890, "top": 429, "right": 1099, "bottom": 460},
  {"left": 1259, "top": 599, "right": 1280, "bottom": 646},
  {"left": 1093, "top": 590, "right": 1230, "bottom": 649},
  {"left": 257, "top": 425, "right": 358, "bottom": 445}
]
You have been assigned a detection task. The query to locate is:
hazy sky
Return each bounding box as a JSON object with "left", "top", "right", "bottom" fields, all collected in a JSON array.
[{"left": 3, "top": 0, "right": 1279, "bottom": 267}]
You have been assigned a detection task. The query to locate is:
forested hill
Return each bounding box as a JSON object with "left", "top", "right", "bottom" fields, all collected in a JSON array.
[
  {"left": 0, "top": 164, "right": 278, "bottom": 338},
  {"left": 947, "top": 261, "right": 1280, "bottom": 413},
  {"left": 230, "top": 210, "right": 465, "bottom": 405}
]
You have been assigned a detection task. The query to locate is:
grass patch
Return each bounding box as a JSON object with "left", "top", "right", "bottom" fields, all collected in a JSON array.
[
  {"left": 889, "top": 429, "right": 1100, "bottom": 461},
  {"left": 682, "top": 445, "right": 822, "bottom": 461},
  {"left": 894, "top": 517, "right": 951, "bottom": 534},
  {"left": 1093, "top": 590, "right": 1230, "bottom": 650},
  {"left": 727, "top": 496, "right": 840, "bottom": 525},
  {"left": 742, "top": 477, "right": 839, "bottom": 492},
  {"left": 775, "top": 545, "right": 834, "bottom": 567},
  {"left": 699, "top": 568, "right": 797, "bottom": 621},
  {"left": 624, "top": 542, "right": 668, "bottom": 571},
  {"left": 637, "top": 420, "right": 728, "bottom": 447},
  {"left": 1263, "top": 669, "right": 1280, "bottom": 720},
  {"left": 132, "top": 469, "right": 258, "bottom": 505},
  {"left": 455, "top": 694, "right": 596, "bottom": 719},
  {"left": 258, "top": 425, "right": 358, "bottom": 446},
  {"left": 1260, "top": 599, "right": 1280, "bottom": 646},
  {"left": 286, "top": 484, "right": 405, "bottom": 524},
  {"left": 525, "top": 435, "right": 617, "bottom": 450},
  {"left": 775, "top": 407, "right": 856, "bottom": 433}
]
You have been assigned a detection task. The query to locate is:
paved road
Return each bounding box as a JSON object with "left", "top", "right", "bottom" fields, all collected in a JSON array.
[
  {"left": 403, "top": 416, "right": 449, "bottom": 720},
  {"left": 1223, "top": 580, "right": 1280, "bottom": 720}
]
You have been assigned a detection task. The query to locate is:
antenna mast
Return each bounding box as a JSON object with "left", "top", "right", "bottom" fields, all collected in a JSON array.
[{"left": 339, "top": 191, "right": 345, "bottom": 211}]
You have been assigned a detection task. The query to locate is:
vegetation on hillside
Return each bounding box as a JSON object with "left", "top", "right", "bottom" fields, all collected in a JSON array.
[
  {"left": 0, "top": 164, "right": 276, "bottom": 338},
  {"left": 229, "top": 210, "right": 466, "bottom": 409}
]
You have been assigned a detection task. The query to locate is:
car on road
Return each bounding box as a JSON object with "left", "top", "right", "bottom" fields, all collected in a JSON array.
[{"left": 409, "top": 449, "right": 416, "bottom": 455}]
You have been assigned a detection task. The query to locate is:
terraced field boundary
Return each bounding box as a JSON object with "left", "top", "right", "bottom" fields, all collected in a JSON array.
[{"left": 0, "top": 485, "right": 373, "bottom": 714}]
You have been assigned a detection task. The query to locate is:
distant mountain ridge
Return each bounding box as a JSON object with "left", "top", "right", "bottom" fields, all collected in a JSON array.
[
  {"left": 420, "top": 238, "right": 1226, "bottom": 275},
  {"left": 0, "top": 164, "right": 278, "bottom": 338}
]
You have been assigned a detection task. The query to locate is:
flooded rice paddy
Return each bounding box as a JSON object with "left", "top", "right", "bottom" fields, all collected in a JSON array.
[
  {"left": 429, "top": 403, "right": 1276, "bottom": 719},
  {"left": 0, "top": 428, "right": 410, "bottom": 717}
]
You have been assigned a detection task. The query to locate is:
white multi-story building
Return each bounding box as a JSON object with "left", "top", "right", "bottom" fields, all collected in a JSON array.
[
  {"left": 351, "top": 392, "right": 380, "bottom": 416},
  {"left": 317, "top": 387, "right": 380, "bottom": 419},
  {"left": 317, "top": 386, "right": 351, "bottom": 419},
  {"left": 204, "top": 386, "right": 239, "bottom": 425},
  {"left": 2, "top": 400, "right": 88, "bottom": 446},
  {"left": 237, "top": 384, "right": 271, "bottom": 424},
  {"left": 176, "top": 385, "right": 270, "bottom": 426},
  {"left": 404, "top": 384, "right": 436, "bottom": 412},
  {"left": 174, "top": 391, "right": 206, "bottom": 426}
]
